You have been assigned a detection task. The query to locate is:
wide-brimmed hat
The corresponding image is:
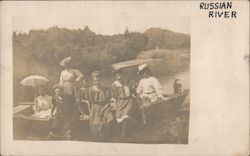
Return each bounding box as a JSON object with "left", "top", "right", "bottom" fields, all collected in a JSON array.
[
  {"left": 112, "top": 68, "right": 123, "bottom": 75},
  {"left": 137, "top": 64, "right": 148, "bottom": 74},
  {"left": 59, "top": 56, "right": 71, "bottom": 66}
]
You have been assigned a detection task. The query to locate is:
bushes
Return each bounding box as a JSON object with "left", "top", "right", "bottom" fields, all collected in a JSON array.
[{"left": 13, "top": 26, "right": 190, "bottom": 103}]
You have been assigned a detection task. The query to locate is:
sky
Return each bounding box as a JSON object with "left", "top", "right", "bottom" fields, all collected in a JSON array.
[{"left": 12, "top": 2, "right": 190, "bottom": 35}]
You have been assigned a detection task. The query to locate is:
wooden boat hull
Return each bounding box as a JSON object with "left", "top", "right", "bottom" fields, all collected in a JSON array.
[
  {"left": 143, "top": 90, "right": 189, "bottom": 124},
  {"left": 13, "top": 90, "right": 189, "bottom": 140},
  {"left": 13, "top": 105, "right": 51, "bottom": 139}
]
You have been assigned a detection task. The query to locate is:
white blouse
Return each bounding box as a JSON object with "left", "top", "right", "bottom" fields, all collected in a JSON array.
[
  {"left": 59, "top": 68, "right": 83, "bottom": 84},
  {"left": 35, "top": 94, "right": 52, "bottom": 110},
  {"left": 137, "top": 76, "right": 163, "bottom": 96}
]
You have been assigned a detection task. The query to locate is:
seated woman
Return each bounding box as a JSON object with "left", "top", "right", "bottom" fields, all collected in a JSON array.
[
  {"left": 33, "top": 87, "right": 53, "bottom": 118},
  {"left": 137, "top": 64, "right": 168, "bottom": 103},
  {"left": 111, "top": 69, "right": 141, "bottom": 137}
]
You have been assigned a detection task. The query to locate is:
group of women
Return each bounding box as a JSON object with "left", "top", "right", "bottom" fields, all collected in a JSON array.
[{"left": 34, "top": 56, "right": 170, "bottom": 140}]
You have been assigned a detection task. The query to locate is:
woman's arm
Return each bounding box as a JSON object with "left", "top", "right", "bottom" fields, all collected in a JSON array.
[
  {"left": 152, "top": 77, "right": 163, "bottom": 96},
  {"left": 137, "top": 80, "right": 143, "bottom": 95},
  {"left": 59, "top": 71, "right": 63, "bottom": 85},
  {"left": 73, "top": 69, "right": 83, "bottom": 82},
  {"left": 51, "top": 98, "right": 56, "bottom": 113}
]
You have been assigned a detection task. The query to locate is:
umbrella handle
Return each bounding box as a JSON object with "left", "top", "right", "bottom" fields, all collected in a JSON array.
[{"left": 35, "top": 86, "right": 37, "bottom": 106}]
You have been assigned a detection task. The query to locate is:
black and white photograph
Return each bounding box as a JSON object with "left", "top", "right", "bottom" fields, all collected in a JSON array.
[
  {"left": 13, "top": 14, "right": 190, "bottom": 144},
  {"left": 1, "top": 1, "right": 249, "bottom": 155}
]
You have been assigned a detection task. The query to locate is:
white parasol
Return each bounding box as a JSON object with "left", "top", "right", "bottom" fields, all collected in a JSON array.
[
  {"left": 20, "top": 75, "right": 49, "bottom": 87},
  {"left": 20, "top": 75, "right": 49, "bottom": 105}
]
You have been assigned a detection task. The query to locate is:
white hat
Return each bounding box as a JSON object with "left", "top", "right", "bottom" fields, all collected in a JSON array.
[
  {"left": 59, "top": 56, "right": 71, "bottom": 66},
  {"left": 137, "top": 64, "right": 148, "bottom": 74}
]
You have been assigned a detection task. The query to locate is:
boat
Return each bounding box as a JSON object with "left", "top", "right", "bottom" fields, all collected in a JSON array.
[
  {"left": 13, "top": 90, "right": 189, "bottom": 140},
  {"left": 140, "top": 90, "right": 189, "bottom": 125},
  {"left": 13, "top": 102, "right": 51, "bottom": 140},
  {"left": 14, "top": 59, "right": 189, "bottom": 142}
]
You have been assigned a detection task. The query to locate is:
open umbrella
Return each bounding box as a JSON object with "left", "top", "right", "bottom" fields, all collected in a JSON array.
[
  {"left": 20, "top": 75, "right": 49, "bottom": 87},
  {"left": 20, "top": 75, "right": 49, "bottom": 105}
]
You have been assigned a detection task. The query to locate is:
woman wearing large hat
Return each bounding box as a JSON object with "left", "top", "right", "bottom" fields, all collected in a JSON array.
[
  {"left": 137, "top": 64, "right": 167, "bottom": 102},
  {"left": 57, "top": 56, "right": 84, "bottom": 138},
  {"left": 59, "top": 56, "right": 83, "bottom": 96}
]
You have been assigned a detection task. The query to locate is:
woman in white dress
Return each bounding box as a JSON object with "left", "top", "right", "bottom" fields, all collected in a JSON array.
[
  {"left": 137, "top": 64, "right": 167, "bottom": 103},
  {"left": 33, "top": 87, "right": 53, "bottom": 118},
  {"left": 59, "top": 56, "right": 83, "bottom": 97},
  {"left": 58, "top": 56, "right": 84, "bottom": 138}
]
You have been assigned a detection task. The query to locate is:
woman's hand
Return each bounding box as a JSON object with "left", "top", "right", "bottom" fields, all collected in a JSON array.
[
  {"left": 75, "top": 75, "right": 83, "bottom": 82},
  {"left": 48, "top": 115, "right": 54, "bottom": 120},
  {"left": 158, "top": 95, "right": 170, "bottom": 101}
]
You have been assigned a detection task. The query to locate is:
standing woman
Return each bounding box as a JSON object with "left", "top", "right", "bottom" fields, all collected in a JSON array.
[
  {"left": 48, "top": 84, "right": 73, "bottom": 140},
  {"left": 87, "top": 71, "right": 115, "bottom": 139},
  {"left": 59, "top": 56, "right": 83, "bottom": 97},
  {"left": 58, "top": 56, "right": 83, "bottom": 139}
]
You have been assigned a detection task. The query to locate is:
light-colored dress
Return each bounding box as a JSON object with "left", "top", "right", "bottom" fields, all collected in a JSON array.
[
  {"left": 87, "top": 86, "right": 115, "bottom": 137},
  {"left": 111, "top": 80, "right": 137, "bottom": 123},
  {"left": 59, "top": 68, "right": 83, "bottom": 96},
  {"left": 137, "top": 76, "right": 163, "bottom": 102},
  {"left": 33, "top": 94, "right": 53, "bottom": 118}
]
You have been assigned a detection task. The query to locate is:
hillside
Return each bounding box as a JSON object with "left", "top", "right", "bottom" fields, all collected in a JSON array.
[
  {"left": 13, "top": 26, "right": 190, "bottom": 103},
  {"left": 144, "top": 28, "right": 190, "bottom": 50}
]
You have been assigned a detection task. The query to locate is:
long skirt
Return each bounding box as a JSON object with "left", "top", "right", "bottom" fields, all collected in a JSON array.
[
  {"left": 89, "top": 104, "right": 115, "bottom": 137},
  {"left": 62, "top": 82, "right": 77, "bottom": 96},
  {"left": 50, "top": 97, "right": 78, "bottom": 135},
  {"left": 115, "top": 98, "right": 138, "bottom": 123}
]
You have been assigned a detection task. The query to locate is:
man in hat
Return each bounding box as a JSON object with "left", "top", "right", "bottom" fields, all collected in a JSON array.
[{"left": 137, "top": 64, "right": 167, "bottom": 103}]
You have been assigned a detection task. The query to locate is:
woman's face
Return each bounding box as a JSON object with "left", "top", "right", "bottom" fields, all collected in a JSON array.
[
  {"left": 63, "top": 63, "right": 70, "bottom": 69},
  {"left": 81, "top": 79, "right": 87, "bottom": 87},
  {"left": 38, "top": 89, "right": 45, "bottom": 96},
  {"left": 116, "top": 73, "right": 123, "bottom": 81},
  {"left": 93, "top": 77, "right": 100, "bottom": 85},
  {"left": 143, "top": 71, "right": 149, "bottom": 78},
  {"left": 55, "top": 88, "right": 60, "bottom": 95}
]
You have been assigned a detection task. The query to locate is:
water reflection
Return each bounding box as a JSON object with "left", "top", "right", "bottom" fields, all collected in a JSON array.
[{"left": 158, "top": 70, "right": 190, "bottom": 94}]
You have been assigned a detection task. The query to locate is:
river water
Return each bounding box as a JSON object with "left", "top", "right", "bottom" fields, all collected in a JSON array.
[
  {"left": 15, "top": 69, "right": 190, "bottom": 143},
  {"left": 158, "top": 70, "right": 190, "bottom": 94}
]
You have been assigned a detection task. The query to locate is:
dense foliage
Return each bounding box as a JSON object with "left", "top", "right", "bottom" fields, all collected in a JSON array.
[{"left": 13, "top": 26, "right": 190, "bottom": 103}]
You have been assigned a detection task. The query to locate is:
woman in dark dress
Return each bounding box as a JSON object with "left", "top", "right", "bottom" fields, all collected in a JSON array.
[
  {"left": 87, "top": 71, "right": 115, "bottom": 139},
  {"left": 110, "top": 69, "right": 141, "bottom": 138},
  {"left": 48, "top": 85, "right": 78, "bottom": 140},
  {"left": 78, "top": 77, "right": 90, "bottom": 121}
]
